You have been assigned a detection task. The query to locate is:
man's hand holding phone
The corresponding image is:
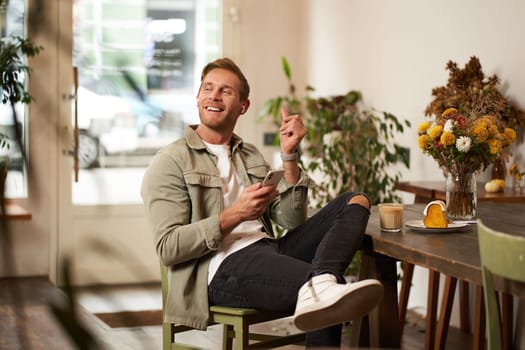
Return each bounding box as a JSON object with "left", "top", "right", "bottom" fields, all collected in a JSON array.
[
  {"left": 220, "top": 170, "right": 283, "bottom": 234},
  {"left": 262, "top": 170, "right": 285, "bottom": 187}
]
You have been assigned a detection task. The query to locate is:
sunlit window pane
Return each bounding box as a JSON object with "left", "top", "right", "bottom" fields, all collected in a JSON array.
[{"left": 72, "top": 0, "right": 221, "bottom": 205}]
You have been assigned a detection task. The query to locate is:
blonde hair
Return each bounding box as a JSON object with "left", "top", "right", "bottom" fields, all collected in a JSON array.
[{"left": 200, "top": 58, "right": 250, "bottom": 101}]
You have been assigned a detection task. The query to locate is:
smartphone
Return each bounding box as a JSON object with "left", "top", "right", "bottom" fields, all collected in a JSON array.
[{"left": 262, "top": 169, "right": 285, "bottom": 186}]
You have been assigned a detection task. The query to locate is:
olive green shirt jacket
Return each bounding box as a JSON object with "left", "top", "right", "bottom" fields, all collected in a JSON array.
[{"left": 141, "top": 125, "right": 315, "bottom": 330}]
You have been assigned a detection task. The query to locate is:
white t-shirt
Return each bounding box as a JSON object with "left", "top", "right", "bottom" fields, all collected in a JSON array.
[{"left": 204, "top": 142, "right": 267, "bottom": 284}]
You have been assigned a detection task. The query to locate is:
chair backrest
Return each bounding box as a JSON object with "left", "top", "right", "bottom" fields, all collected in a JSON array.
[{"left": 477, "top": 219, "right": 525, "bottom": 350}]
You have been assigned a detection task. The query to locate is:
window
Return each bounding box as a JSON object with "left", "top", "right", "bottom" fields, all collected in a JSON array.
[
  {"left": 1, "top": 0, "right": 29, "bottom": 198},
  {"left": 72, "top": 0, "right": 221, "bottom": 204}
]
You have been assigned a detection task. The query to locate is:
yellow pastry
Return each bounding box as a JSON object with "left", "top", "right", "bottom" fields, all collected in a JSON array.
[{"left": 423, "top": 200, "right": 448, "bottom": 228}]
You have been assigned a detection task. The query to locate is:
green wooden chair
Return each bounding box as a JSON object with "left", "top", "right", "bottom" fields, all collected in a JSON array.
[
  {"left": 160, "top": 265, "right": 305, "bottom": 350},
  {"left": 477, "top": 220, "right": 525, "bottom": 350}
]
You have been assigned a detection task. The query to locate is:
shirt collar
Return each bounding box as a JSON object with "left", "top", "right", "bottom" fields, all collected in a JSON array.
[{"left": 185, "top": 124, "right": 244, "bottom": 152}]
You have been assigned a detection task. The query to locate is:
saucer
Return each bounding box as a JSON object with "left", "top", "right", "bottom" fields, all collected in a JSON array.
[{"left": 405, "top": 220, "right": 470, "bottom": 233}]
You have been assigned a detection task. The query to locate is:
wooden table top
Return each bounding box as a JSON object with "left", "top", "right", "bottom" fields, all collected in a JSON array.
[
  {"left": 364, "top": 202, "right": 525, "bottom": 290},
  {"left": 395, "top": 180, "right": 525, "bottom": 203},
  {"left": 0, "top": 202, "right": 32, "bottom": 220}
]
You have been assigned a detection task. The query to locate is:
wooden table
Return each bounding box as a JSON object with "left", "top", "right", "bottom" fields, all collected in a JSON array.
[
  {"left": 395, "top": 180, "right": 525, "bottom": 347},
  {"left": 395, "top": 180, "right": 525, "bottom": 204},
  {"left": 1, "top": 202, "right": 32, "bottom": 220},
  {"left": 354, "top": 202, "right": 525, "bottom": 349}
]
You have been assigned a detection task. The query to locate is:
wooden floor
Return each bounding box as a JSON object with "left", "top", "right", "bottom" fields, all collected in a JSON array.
[{"left": 0, "top": 277, "right": 475, "bottom": 349}]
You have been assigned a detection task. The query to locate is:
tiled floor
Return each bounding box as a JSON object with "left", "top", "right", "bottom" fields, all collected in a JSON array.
[
  {"left": 76, "top": 283, "right": 308, "bottom": 349},
  {"left": 77, "top": 283, "right": 162, "bottom": 314},
  {"left": 1, "top": 277, "right": 476, "bottom": 349}
]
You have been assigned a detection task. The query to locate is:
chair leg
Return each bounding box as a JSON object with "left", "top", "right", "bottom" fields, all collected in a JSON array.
[
  {"left": 233, "top": 319, "right": 250, "bottom": 350},
  {"left": 222, "top": 324, "right": 234, "bottom": 350},
  {"left": 163, "top": 323, "right": 173, "bottom": 350},
  {"left": 398, "top": 262, "right": 414, "bottom": 335}
]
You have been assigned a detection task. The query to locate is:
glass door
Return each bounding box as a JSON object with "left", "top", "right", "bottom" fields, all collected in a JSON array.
[{"left": 56, "top": 0, "right": 222, "bottom": 285}]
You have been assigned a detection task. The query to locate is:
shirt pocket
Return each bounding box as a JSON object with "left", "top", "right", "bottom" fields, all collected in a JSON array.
[
  {"left": 184, "top": 172, "right": 222, "bottom": 189},
  {"left": 184, "top": 172, "right": 223, "bottom": 215},
  {"left": 246, "top": 164, "right": 269, "bottom": 183}
]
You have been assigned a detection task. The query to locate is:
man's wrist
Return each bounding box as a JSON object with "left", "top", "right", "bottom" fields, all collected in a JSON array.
[{"left": 280, "top": 151, "right": 298, "bottom": 162}]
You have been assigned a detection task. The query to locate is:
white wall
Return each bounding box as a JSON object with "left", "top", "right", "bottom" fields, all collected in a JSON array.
[
  {"left": 237, "top": 0, "right": 525, "bottom": 180},
  {"left": 304, "top": 0, "right": 525, "bottom": 182},
  {"left": 232, "top": 0, "right": 308, "bottom": 163}
]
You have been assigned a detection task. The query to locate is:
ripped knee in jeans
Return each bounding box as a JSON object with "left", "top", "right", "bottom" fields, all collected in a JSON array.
[{"left": 347, "top": 193, "right": 371, "bottom": 210}]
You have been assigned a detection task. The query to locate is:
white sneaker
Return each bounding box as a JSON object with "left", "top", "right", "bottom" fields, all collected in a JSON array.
[{"left": 293, "top": 274, "right": 384, "bottom": 332}]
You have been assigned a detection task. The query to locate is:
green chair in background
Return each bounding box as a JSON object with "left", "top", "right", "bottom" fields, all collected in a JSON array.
[
  {"left": 477, "top": 220, "right": 525, "bottom": 350},
  {"left": 160, "top": 265, "right": 305, "bottom": 350}
]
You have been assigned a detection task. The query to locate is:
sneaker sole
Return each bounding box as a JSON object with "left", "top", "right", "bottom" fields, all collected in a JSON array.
[{"left": 293, "top": 279, "right": 384, "bottom": 332}]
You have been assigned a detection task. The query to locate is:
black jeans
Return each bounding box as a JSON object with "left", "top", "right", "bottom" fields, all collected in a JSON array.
[{"left": 208, "top": 192, "right": 370, "bottom": 347}]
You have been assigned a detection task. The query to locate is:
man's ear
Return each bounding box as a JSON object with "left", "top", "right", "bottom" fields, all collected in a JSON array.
[{"left": 240, "top": 100, "right": 250, "bottom": 114}]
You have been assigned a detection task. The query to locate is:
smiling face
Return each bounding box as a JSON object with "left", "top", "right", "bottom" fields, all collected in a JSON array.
[{"left": 196, "top": 68, "right": 249, "bottom": 144}]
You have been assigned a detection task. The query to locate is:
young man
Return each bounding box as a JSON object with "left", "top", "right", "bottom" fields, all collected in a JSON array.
[{"left": 141, "top": 58, "right": 383, "bottom": 347}]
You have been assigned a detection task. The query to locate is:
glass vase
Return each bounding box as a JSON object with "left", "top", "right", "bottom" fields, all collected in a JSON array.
[
  {"left": 446, "top": 171, "right": 477, "bottom": 220},
  {"left": 514, "top": 176, "right": 525, "bottom": 194},
  {"left": 491, "top": 156, "right": 506, "bottom": 180}
]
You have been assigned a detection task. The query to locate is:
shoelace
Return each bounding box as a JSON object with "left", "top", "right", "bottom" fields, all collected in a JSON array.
[{"left": 306, "top": 278, "right": 335, "bottom": 302}]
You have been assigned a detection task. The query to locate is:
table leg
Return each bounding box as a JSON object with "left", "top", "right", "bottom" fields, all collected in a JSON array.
[
  {"left": 460, "top": 280, "right": 471, "bottom": 333},
  {"left": 398, "top": 262, "right": 414, "bottom": 335},
  {"left": 435, "top": 276, "right": 457, "bottom": 350},
  {"left": 425, "top": 270, "right": 440, "bottom": 350},
  {"left": 501, "top": 292, "right": 513, "bottom": 350},
  {"left": 354, "top": 250, "right": 401, "bottom": 348},
  {"left": 473, "top": 285, "right": 485, "bottom": 350}
]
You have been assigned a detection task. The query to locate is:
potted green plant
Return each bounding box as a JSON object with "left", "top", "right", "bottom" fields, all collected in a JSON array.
[
  {"left": 0, "top": 35, "right": 42, "bottom": 195},
  {"left": 259, "top": 57, "right": 411, "bottom": 206},
  {"left": 1, "top": 36, "right": 42, "bottom": 104}
]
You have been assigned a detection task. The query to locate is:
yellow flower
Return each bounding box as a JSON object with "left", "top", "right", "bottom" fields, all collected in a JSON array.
[
  {"left": 419, "top": 106, "right": 517, "bottom": 174},
  {"left": 488, "top": 139, "right": 502, "bottom": 154},
  {"left": 440, "top": 131, "right": 456, "bottom": 146},
  {"left": 441, "top": 108, "right": 458, "bottom": 117},
  {"left": 418, "top": 121, "right": 431, "bottom": 134},
  {"left": 504, "top": 127, "right": 517, "bottom": 143},
  {"left": 509, "top": 163, "right": 524, "bottom": 180},
  {"left": 477, "top": 115, "right": 498, "bottom": 125},
  {"left": 488, "top": 124, "right": 499, "bottom": 136},
  {"left": 471, "top": 124, "right": 489, "bottom": 142},
  {"left": 473, "top": 119, "right": 488, "bottom": 129},
  {"left": 418, "top": 134, "right": 431, "bottom": 150},
  {"left": 428, "top": 125, "right": 443, "bottom": 139}
]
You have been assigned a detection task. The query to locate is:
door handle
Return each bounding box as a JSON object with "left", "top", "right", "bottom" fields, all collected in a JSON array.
[{"left": 72, "top": 66, "right": 79, "bottom": 182}]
